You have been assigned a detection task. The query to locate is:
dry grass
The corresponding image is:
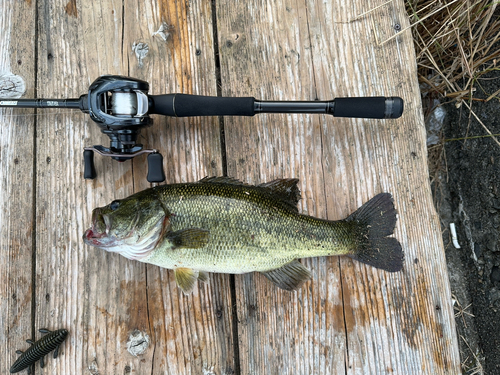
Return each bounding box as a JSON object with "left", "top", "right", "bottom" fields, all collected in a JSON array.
[
  {"left": 403, "top": 0, "right": 500, "bottom": 206},
  {"left": 405, "top": 3, "right": 499, "bottom": 373},
  {"left": 405, "top": 0, "right": 500, "bottom": 102}
]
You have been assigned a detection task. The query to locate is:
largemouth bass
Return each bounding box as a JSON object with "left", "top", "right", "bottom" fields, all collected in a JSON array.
[{"left": 83, "top": 177, "right": 403, "bottom": 294}]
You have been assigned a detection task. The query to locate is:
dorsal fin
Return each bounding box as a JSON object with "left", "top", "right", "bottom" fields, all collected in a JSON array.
[
  {"left": 258, "top": 179, "right": 301, "bottom": 209},
  {"left": 198, "top": 176, "right": 249, "bottom": 186},
  {"left": 199, "top": 176, "right": 301, "bottom": 211}
]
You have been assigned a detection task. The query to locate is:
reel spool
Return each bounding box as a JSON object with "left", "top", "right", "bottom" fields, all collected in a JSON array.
[{"left": 110, "top": 92, "right": 138, "bottom": 115}]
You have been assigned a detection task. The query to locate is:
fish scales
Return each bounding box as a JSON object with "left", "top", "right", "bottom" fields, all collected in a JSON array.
[
  {"left": 84, "top": 178, "right": 403, "bottom": 293},
  {"left": 148, "top": 182, "right": 356, "bottom": 273}
]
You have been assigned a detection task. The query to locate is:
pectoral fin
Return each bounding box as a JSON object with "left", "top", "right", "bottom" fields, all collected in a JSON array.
[
  {"left": 174, "top": 268, "right": 199, "bottom": 295},
  {"left": 261, "top": 260, "right": 312, "bottom": 291},
  {"left": 167, "top": 228, "right": 209, "bottom": 249}
]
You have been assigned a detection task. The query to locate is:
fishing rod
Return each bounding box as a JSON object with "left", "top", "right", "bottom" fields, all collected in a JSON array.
[{"left": 0, "top": 75, "right": 404, "bottom": 182}]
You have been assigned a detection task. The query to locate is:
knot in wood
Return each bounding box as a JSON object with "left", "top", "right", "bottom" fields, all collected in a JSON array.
[{"left": 126, "top": 329, "right": 150, "bottom": 356}]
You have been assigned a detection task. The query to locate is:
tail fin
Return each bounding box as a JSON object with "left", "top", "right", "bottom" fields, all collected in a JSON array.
[{"left": 346, "top": 193, "right": 404, "bottom": 272}]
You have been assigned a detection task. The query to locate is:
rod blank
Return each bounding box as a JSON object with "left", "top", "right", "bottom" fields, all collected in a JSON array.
[{"left": 0, "top": 98, "right": 81, "bottom": 109}]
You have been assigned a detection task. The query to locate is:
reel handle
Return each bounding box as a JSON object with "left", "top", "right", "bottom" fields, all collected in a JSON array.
[
  {"left": 147, "top": 153, "right": 166, "bottom": 183},
  {"left": 83, "top": 147, "right": 165, "bottom": 183},
  {"left": 83, "top": 149, "right": 97, "bottom": 179},
  {"left": 148, "top": 94, "right": 403, "bottom": 119}
]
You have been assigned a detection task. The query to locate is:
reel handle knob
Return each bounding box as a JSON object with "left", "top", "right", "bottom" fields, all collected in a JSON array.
[
  {"left": 83, "top": 149, "right": 97, "bottom": 179},
  {"left": 147, "top": 153, "right": 166, "bottom": 183}
]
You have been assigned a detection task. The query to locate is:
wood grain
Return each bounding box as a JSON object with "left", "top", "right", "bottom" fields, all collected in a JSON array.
[
  {"left": 124, "top": 0, "right": 235, "bottom": 373},
  {"left": 0, "top": 0, "right": 36, "bottom": 372},
  {"left": 217, "top": 0, "right": 461, "bottom": 373},
  {"left": 0, "top": 0, "right": 461, "bottom": 374},
  {"left": 30, "top": 0, "right": 231, "bottom": 374}
]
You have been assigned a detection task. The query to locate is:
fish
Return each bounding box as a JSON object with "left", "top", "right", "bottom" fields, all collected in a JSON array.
[
  {"left": 10, "top": 328, "right": 68, "bottom": 374},
  {"left": 83, "top": 177, "right": 403, "bottom": 294}
]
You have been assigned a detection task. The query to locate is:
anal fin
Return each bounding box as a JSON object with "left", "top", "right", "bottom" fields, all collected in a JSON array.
[
  {"left": 174, "top": 268, "right": 210, "bottom": 295},
  {"left": 174, "top": 268, "right": 198, "bottom": 295},
  {"left": 261, "top": 260, "right": 312, "bottom": 291},
  {"left": 198, "top": 271, "right": 209, "bottom": 283}
]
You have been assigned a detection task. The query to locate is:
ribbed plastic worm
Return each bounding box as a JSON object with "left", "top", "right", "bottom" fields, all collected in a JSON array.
[{"left": 10, "top": 328, "right": 68, "bottom": 374}]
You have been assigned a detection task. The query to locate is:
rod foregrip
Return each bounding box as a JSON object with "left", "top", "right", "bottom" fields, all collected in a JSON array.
[
  {"left": 332, "top": 97, "right": 403, "bottom": 119},
  {"left": 149, "top": 94, "right": 255, "bottom": 117}
]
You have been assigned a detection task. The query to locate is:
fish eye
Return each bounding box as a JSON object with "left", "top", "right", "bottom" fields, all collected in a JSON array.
[{"left": 109, "top": 200, "right": 120, "bottom": 211}]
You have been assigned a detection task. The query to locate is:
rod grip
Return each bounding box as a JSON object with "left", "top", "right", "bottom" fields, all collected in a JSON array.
[
  {"left": 149, "top": 94, "right": 255, "bottom": 117},
  {"left": 333, "top": 97, "right": 403, "bottom": 119}
]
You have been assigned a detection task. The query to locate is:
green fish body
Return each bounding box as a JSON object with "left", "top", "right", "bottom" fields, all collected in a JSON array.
[{"left": 83, "top": 177, "right": 403, "bottom": 293}]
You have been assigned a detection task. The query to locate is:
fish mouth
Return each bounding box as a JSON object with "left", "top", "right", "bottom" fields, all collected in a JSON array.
[
  {"left": 82, "top": 209, "right": 120, "bottom": 248},
  {"left": 83, "top": 204, "right": 168, "bottom": 260},
  {"left": 83, "top": 227, "right": 110, "bottom": 245},
  {"left": 82, "top": 209, "right": 154, "bottom": 253}
]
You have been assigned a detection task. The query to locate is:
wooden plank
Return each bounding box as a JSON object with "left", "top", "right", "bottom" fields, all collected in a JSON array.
[
  {"left": 2, "top": 0, "right": 463, "bottom": 373},
  {"left": 124, "top": 0, "right": 235, "bottom": 373},
  {"left": 30, "top": 0, "right": 233, "bottom": 374},
  {"left": 217, "top": 0, "right": 461, "bottom": 374},
  {"left": 217, "top": 1, "right": 348, "bottom": 374},
  {"left": 0, "top": 0, "right": 36, "bottom": 372},
  {"left": 33, "top": 2, "right": 129, "bottom": 375},
  {"left": 0, "top": 3, "right": 36, "bottom": 374}
]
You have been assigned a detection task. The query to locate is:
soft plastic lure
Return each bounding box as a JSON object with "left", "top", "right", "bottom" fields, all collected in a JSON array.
[{"left": 10, "top": 328, "right": 68, "bottom": 374}]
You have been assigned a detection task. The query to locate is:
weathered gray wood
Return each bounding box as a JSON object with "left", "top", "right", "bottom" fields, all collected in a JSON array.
[
  {"left": 33, "top": 2, "right": 128, "bottom": 374},
  {"left": 217, "top": 0, "right": 461, "bottom": 373},
  {"left": 1, "top": 0, "right": 462, "bottom": 374},
  {"left": 124, "top": 1, "right": 235, "bottom": 373},
  {"left": 0, "top": 0, "right": 36, "bottom": 372},
  {"left": 30, "top": 0, "right": 232, "bottom": 374},
  {"left": 216, "top": 1, "right": 349, "bottom": 374}
]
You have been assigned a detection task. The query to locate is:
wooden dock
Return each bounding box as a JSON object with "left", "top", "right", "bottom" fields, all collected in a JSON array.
[{"left": 1, "top": 0, "right": 461, "bottom": 373}]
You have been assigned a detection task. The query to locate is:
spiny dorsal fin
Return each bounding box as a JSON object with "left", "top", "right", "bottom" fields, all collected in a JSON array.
[
  {"left": 174, "top": 268, "right": 198, "bottom": 295},
  {"left": 261, "top": 259, "right": 312, "bottom": 291},
  {"left": 199, "top": 176, "right": 301, "bottom": 211},
  {"left": 258, "top": 179, "right": 301, "bottom": 210},
  {"left": 167, "top": 228, "right": 210, "bottom": 248},
  {"left": 198, "top": 176, "right": 249, "bottom": 186}
]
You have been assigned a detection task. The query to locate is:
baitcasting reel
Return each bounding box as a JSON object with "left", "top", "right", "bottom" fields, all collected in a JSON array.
[{"left": 0, "top": 75, "right": 404, "bottom": 182}]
